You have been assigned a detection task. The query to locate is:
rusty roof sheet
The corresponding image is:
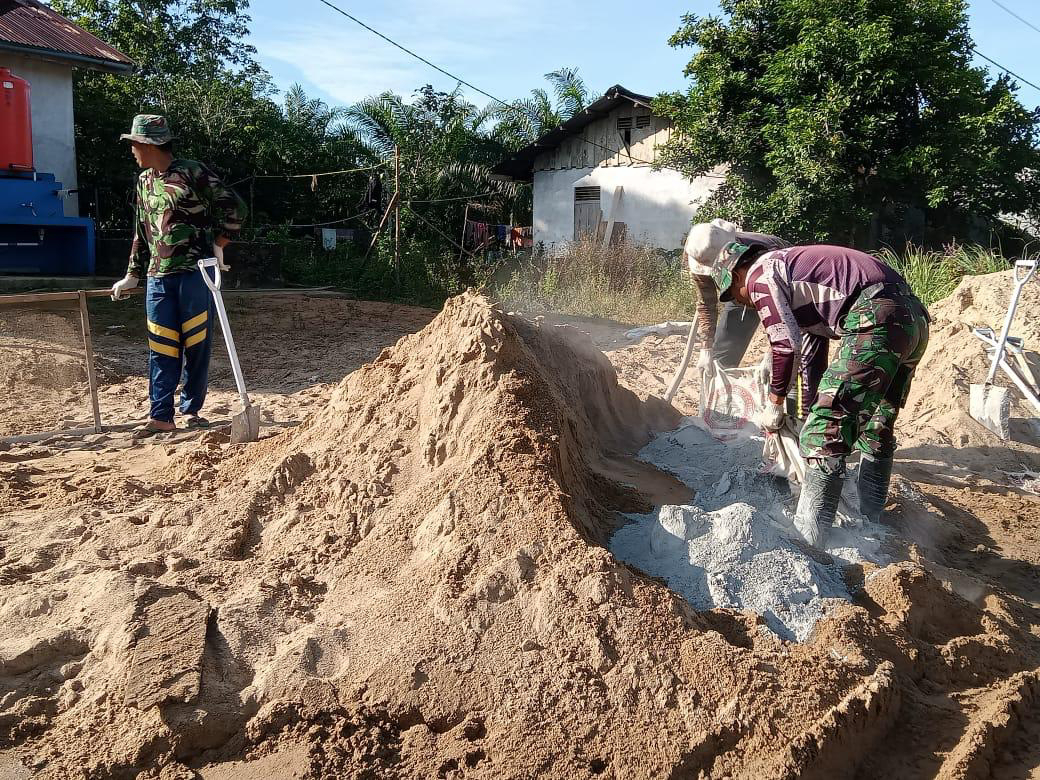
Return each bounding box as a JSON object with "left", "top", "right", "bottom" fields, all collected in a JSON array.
[{"left": 0, "top": 0, "right": 133, "bottom": 72}]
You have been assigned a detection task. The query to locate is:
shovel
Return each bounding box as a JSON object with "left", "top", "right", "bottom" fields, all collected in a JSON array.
[
  {"left": 198, "top": 257, "right": 260, "bottom": 443},
  {"left": 969, "top": 258, "right": 1038, "bottom": 439}
]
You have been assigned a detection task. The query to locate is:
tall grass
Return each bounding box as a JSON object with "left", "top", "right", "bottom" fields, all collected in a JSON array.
[
  {"left": 494, "top": 237, "right": 696, "bottom": 324},
  {"left": 876, "top": 244, "right": 1009, "bottom": 306},
  {"left": 495, "top": 239, "right": 1016, "bottom": 324}
]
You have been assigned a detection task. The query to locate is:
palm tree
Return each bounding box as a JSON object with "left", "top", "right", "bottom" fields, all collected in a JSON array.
[{"left": 493, "top": 68, "right": 592, "bottom": 148}]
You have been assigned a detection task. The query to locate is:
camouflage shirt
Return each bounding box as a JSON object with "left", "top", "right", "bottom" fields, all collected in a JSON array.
[{"left": 128, "top": 159, "right": 247, "bottom": 277}]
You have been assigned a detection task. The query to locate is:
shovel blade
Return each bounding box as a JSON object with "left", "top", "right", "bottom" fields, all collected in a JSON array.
[
  {"left": 230, "top": 404, "right": 260, "bottom": 443},
  {"left": 969, "top": 383, "right": 1010, "bottom": 440}
]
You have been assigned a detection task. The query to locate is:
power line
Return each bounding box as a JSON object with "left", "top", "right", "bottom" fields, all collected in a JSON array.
[
  {"left": 229, "top": 161, "right": 386, "bottom": 188},
  {"left": 314, "top": 0, "right": 504, "bottom": 107},
  {"left": 972, "top": 47, "right": 1040, "bottom": 93},
  {"left": 312, "top": 0, "right": 721, "bottom": 176},
  {"left": 402, "top": 203, "right": 479, "bottom": 258},
  {"left": 256, "top": 161, "right": 385, "bottom": 180},
  {"left": 407, "top": 192, "right": 495, "bottom": 204},
  {"left": 282, "top": 209, "right": 372, "bottom": 228},
  {"left": 989, "top": 0, "right": 1040, "bottom": 36}
]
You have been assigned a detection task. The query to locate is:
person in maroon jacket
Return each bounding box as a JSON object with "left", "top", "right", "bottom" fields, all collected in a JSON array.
[{"left": 711, "top": 242, "right": 930, "bottom": 547}]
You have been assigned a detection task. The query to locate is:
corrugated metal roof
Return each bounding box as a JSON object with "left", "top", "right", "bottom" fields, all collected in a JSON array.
[
  {"left": 491, "top": 85, "right": 656, "bottom": 183},
  {"left": 0, "top": 0, "right": 133, "bottom": 72}
]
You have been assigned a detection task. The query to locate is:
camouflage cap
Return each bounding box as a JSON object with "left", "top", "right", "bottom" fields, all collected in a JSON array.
[
  {"left": 714, "top": 241, "right": 752, "bottom": 302},
  {"left": 120, "top": 114, "right": 174, "bottom": 144}
]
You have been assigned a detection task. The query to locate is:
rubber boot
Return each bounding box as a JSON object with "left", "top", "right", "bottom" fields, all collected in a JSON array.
[
  {"left": 857, "top": 453, "right": 894, "bottom": 523},
  {"left": 794, "top": 461, "right": 845, "bottom": 548}
]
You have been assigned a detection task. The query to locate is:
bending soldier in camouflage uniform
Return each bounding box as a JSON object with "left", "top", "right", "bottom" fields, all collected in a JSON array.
[
  {"left": 711, "top": 243, "right": 929, "bottom": 548},
  {"left": 110, "top": 114, "right": 247, "bottom": 437}
]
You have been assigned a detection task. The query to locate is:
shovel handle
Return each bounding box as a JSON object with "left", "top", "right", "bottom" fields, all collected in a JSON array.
[
  {"left": 198, "top": 257, "right": 223, "bottom": 292},
  {"left": 197, "top": 258, "right": 250, "bottom": 407},
  {"left": 1014, "top": 257, "right": 1038, "bottom": 286},
  {"left": 986, "top": 260, "right": 1036, "bottom": 385}
]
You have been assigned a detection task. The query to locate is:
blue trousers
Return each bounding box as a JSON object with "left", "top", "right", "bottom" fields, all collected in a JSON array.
[{"left": 145, "top": 269, "right": 214, "bottom": 422}]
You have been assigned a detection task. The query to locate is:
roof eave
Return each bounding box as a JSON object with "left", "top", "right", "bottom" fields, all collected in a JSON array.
[
  {"left": 0, "top": 40, "right": 134, "bottom": 73},
  {"left": 491, "top": 84, "right": 657, "bottom": 181}
]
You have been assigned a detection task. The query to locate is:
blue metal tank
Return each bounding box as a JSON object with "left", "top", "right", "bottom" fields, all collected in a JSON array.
[{"left": 0, "top": 171, "right": 96, "bottom": 275}]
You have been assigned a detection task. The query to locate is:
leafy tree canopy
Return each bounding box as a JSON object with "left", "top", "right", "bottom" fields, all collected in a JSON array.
[{"left": 655, "top": 0, "right": 1040, "bottom": 247}]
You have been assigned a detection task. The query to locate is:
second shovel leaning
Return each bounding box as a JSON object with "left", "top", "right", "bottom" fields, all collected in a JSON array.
[{"left": 198, "top": 257, "right": 260, "bottom": 443}]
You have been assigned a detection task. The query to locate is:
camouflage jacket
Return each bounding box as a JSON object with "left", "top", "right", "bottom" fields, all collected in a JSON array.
[{"left": 128, "top": 159, "right": 247, "bottom": 277}]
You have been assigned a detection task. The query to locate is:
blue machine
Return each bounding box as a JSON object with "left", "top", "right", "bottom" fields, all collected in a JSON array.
[{"left": 0, "top": 171, "right": 96, "bottom": 275}]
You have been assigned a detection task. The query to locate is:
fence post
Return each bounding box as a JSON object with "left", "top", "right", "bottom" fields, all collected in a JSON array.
[{"left": 77, "top": 290, "right": 103, "bottom": 433}]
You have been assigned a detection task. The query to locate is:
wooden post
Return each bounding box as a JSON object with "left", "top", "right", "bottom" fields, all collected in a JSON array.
[
  {"left": 393, "top": 145, "right": 401, "bottom": 287},
  {"left": 458, "top": 203, "right": 470, "bottom": 274},
  {"left": 602, "top": 185, "right": 624, "bottom": 247},
  {"left": 77, "top": 290, "right": 103, "bottom": 433}
]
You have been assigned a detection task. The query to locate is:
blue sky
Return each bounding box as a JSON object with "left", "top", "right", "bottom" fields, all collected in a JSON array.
[{"left": 246, "top": 0, "right": 1040, "bottom": 109}]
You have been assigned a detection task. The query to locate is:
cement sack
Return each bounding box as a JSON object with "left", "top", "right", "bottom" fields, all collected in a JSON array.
[
  {"left": 762, "top": 418, "right": 807, "bottom": 483},
  {"left": 699, "top": 360, "right": 767, "bottom": 442}
]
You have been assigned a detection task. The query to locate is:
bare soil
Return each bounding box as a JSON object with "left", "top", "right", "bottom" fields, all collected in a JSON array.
[{"left": 0, "top": 277, "right": 1038, "bottom": 779}]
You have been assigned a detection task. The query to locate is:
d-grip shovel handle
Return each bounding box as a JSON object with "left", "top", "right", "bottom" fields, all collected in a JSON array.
[
  {"left": 199, "top": 256, "right": 223, "bottom": 291},
  {"left": 986, "top": 258, "right": 1038, "bottom": 385}
]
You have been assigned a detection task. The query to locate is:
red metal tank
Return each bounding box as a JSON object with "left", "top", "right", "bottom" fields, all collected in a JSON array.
[{"left": 0, "top": 67, "right": 33, "bottom": 172}]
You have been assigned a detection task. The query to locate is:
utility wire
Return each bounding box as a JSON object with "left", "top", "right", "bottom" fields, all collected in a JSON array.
[
  {"left": 989, "top": 0, "right": 1040, "bottom": 36},
  {"left": 228, "top": 161, "right": 385, "bottom": 189},
  {"left": 407, "top": 192, "right": 495, "bottom": 204},
  {"left": 403, "top": 203, "right": 479, "bottom": 258},
  {"left": 312, "top": 0, "right": 725, "bottom": 177},
  {"left": 971, "top": 47, "right": 1040, "bottom": 93},
  {"left": 256, "top": 161, "right": 385, "bottom": 180},
  {"left": 282, "top": 209, "right": 373, "bottom": 228}
]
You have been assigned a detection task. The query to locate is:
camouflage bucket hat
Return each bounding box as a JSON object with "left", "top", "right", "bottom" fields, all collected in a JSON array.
[
  {"left": 713, "top": 241, "right": 751, "bottom": 302},
  {"left": 120, "top": 114, "right": 174, "bottom": 144}
]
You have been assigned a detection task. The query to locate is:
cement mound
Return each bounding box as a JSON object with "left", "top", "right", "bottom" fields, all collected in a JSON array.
[{"left": 3, "top": 293, "right": 1039, "bottom": 779}]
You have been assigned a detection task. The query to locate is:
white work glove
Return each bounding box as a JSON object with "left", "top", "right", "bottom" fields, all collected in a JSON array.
[
  {"left": 213, "top": 242, "right": 230, "bottom": 272},
  {"left": 110, "top": 274, "right": 138, "bottom": 301},
  {"left": 754, "top": 353, "right": 771, "bottom": 388},
  {"left": 695, "top": 347, "right": 713, "bottom": 373},
  {"left": 759, "top": 400, "right": 786, "bottom": 433}
]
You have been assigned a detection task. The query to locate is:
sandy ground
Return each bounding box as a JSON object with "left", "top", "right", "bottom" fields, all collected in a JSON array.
[{"left": 0, "top": 278, "right": 1039, "bottom": 779}]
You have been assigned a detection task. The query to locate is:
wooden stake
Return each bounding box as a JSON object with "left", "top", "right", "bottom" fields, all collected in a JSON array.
[
  {"left": 77, "top": 290, "right": 103, "bottom": 433},
  {"left": 394, "top": 145, "right": 401, "bottom": 287},
  {"left": 458, "top": 203, "right": 470, "bottom": 274}
]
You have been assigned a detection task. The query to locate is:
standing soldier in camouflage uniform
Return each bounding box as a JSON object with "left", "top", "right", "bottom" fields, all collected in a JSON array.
[
  {"left": 710, "top": 243, "right": 930, "bottom": 547},
  {"left": 110, "top": 114, "right": 247, "bottom": 437},
  {"left": 682, "top": 219, "right": 788, "bottom": 370}
]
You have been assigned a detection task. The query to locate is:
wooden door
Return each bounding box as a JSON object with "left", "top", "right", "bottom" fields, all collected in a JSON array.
[{"left": 573, "top": 186, "right": 601, "bottom": 240}]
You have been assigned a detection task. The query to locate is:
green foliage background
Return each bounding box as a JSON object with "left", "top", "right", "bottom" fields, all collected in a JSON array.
[
  {"left": 654, "top": 0, "right": 1040, "bottom": 248},
  {"left": 48, "top": 0, "right": 598, "bottom": 299}
]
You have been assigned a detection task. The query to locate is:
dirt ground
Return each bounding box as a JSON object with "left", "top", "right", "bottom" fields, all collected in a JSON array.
[{"left": 1, "top": 279, "right": 1039, "bottom": 779}]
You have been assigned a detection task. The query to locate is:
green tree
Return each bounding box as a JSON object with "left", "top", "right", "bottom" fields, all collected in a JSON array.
[
  {"left": 52, "top": 0, "right": 369, "bottom": 233},
  {"left": 655, "top": 0, "right": 1040, "bottom": 247},
  {"left": 345, "top": 85, "right": 524, "bottom": 290}
]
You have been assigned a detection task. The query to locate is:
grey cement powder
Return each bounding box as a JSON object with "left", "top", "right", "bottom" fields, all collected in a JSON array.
[{"left": 610, "top": 419, "right": 887, "bottom": 641}]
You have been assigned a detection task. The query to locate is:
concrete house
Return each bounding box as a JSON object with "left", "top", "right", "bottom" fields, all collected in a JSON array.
[
  {"left": 0, "top": 0, "right": 132, "bottom": 216},
  {"left": 492, "top": 85, "right": 724, "bottom": 251}
]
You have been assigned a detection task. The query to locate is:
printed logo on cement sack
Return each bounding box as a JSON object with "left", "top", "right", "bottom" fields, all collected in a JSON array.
[{"left": 701, "top": 365, "right": 763, "bottom": 442}]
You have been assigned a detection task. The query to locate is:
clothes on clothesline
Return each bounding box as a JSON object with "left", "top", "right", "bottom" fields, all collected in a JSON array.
[
  {"left": 359, "top": 173, "right": 383, "bottom": 211},
  {"left": 464, "top": 220, "right": 532, "bottom": 250},
  {"left": 510, "top": 226, "right": 533, "bottom": 249}
]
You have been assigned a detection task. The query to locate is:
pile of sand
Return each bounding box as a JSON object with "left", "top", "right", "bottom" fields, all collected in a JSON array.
[
  {"left": 900, "top": 269, "right": 1040, "bottom": 470},
  {"left": 2, "top": 293, "right": 1038, "bottom": 779}
]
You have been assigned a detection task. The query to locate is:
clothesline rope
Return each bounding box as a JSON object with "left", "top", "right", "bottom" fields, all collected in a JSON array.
[{"left": 228, "top": 161, "right": 386, "bottom": 188}]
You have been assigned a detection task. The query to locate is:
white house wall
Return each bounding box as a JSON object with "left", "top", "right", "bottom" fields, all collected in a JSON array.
[
  {"left": 532, "top": 165, "right": 724, "bottom": 251},
  {"left": 3, "top": 55, "right": 79, "bottom": 216}
]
